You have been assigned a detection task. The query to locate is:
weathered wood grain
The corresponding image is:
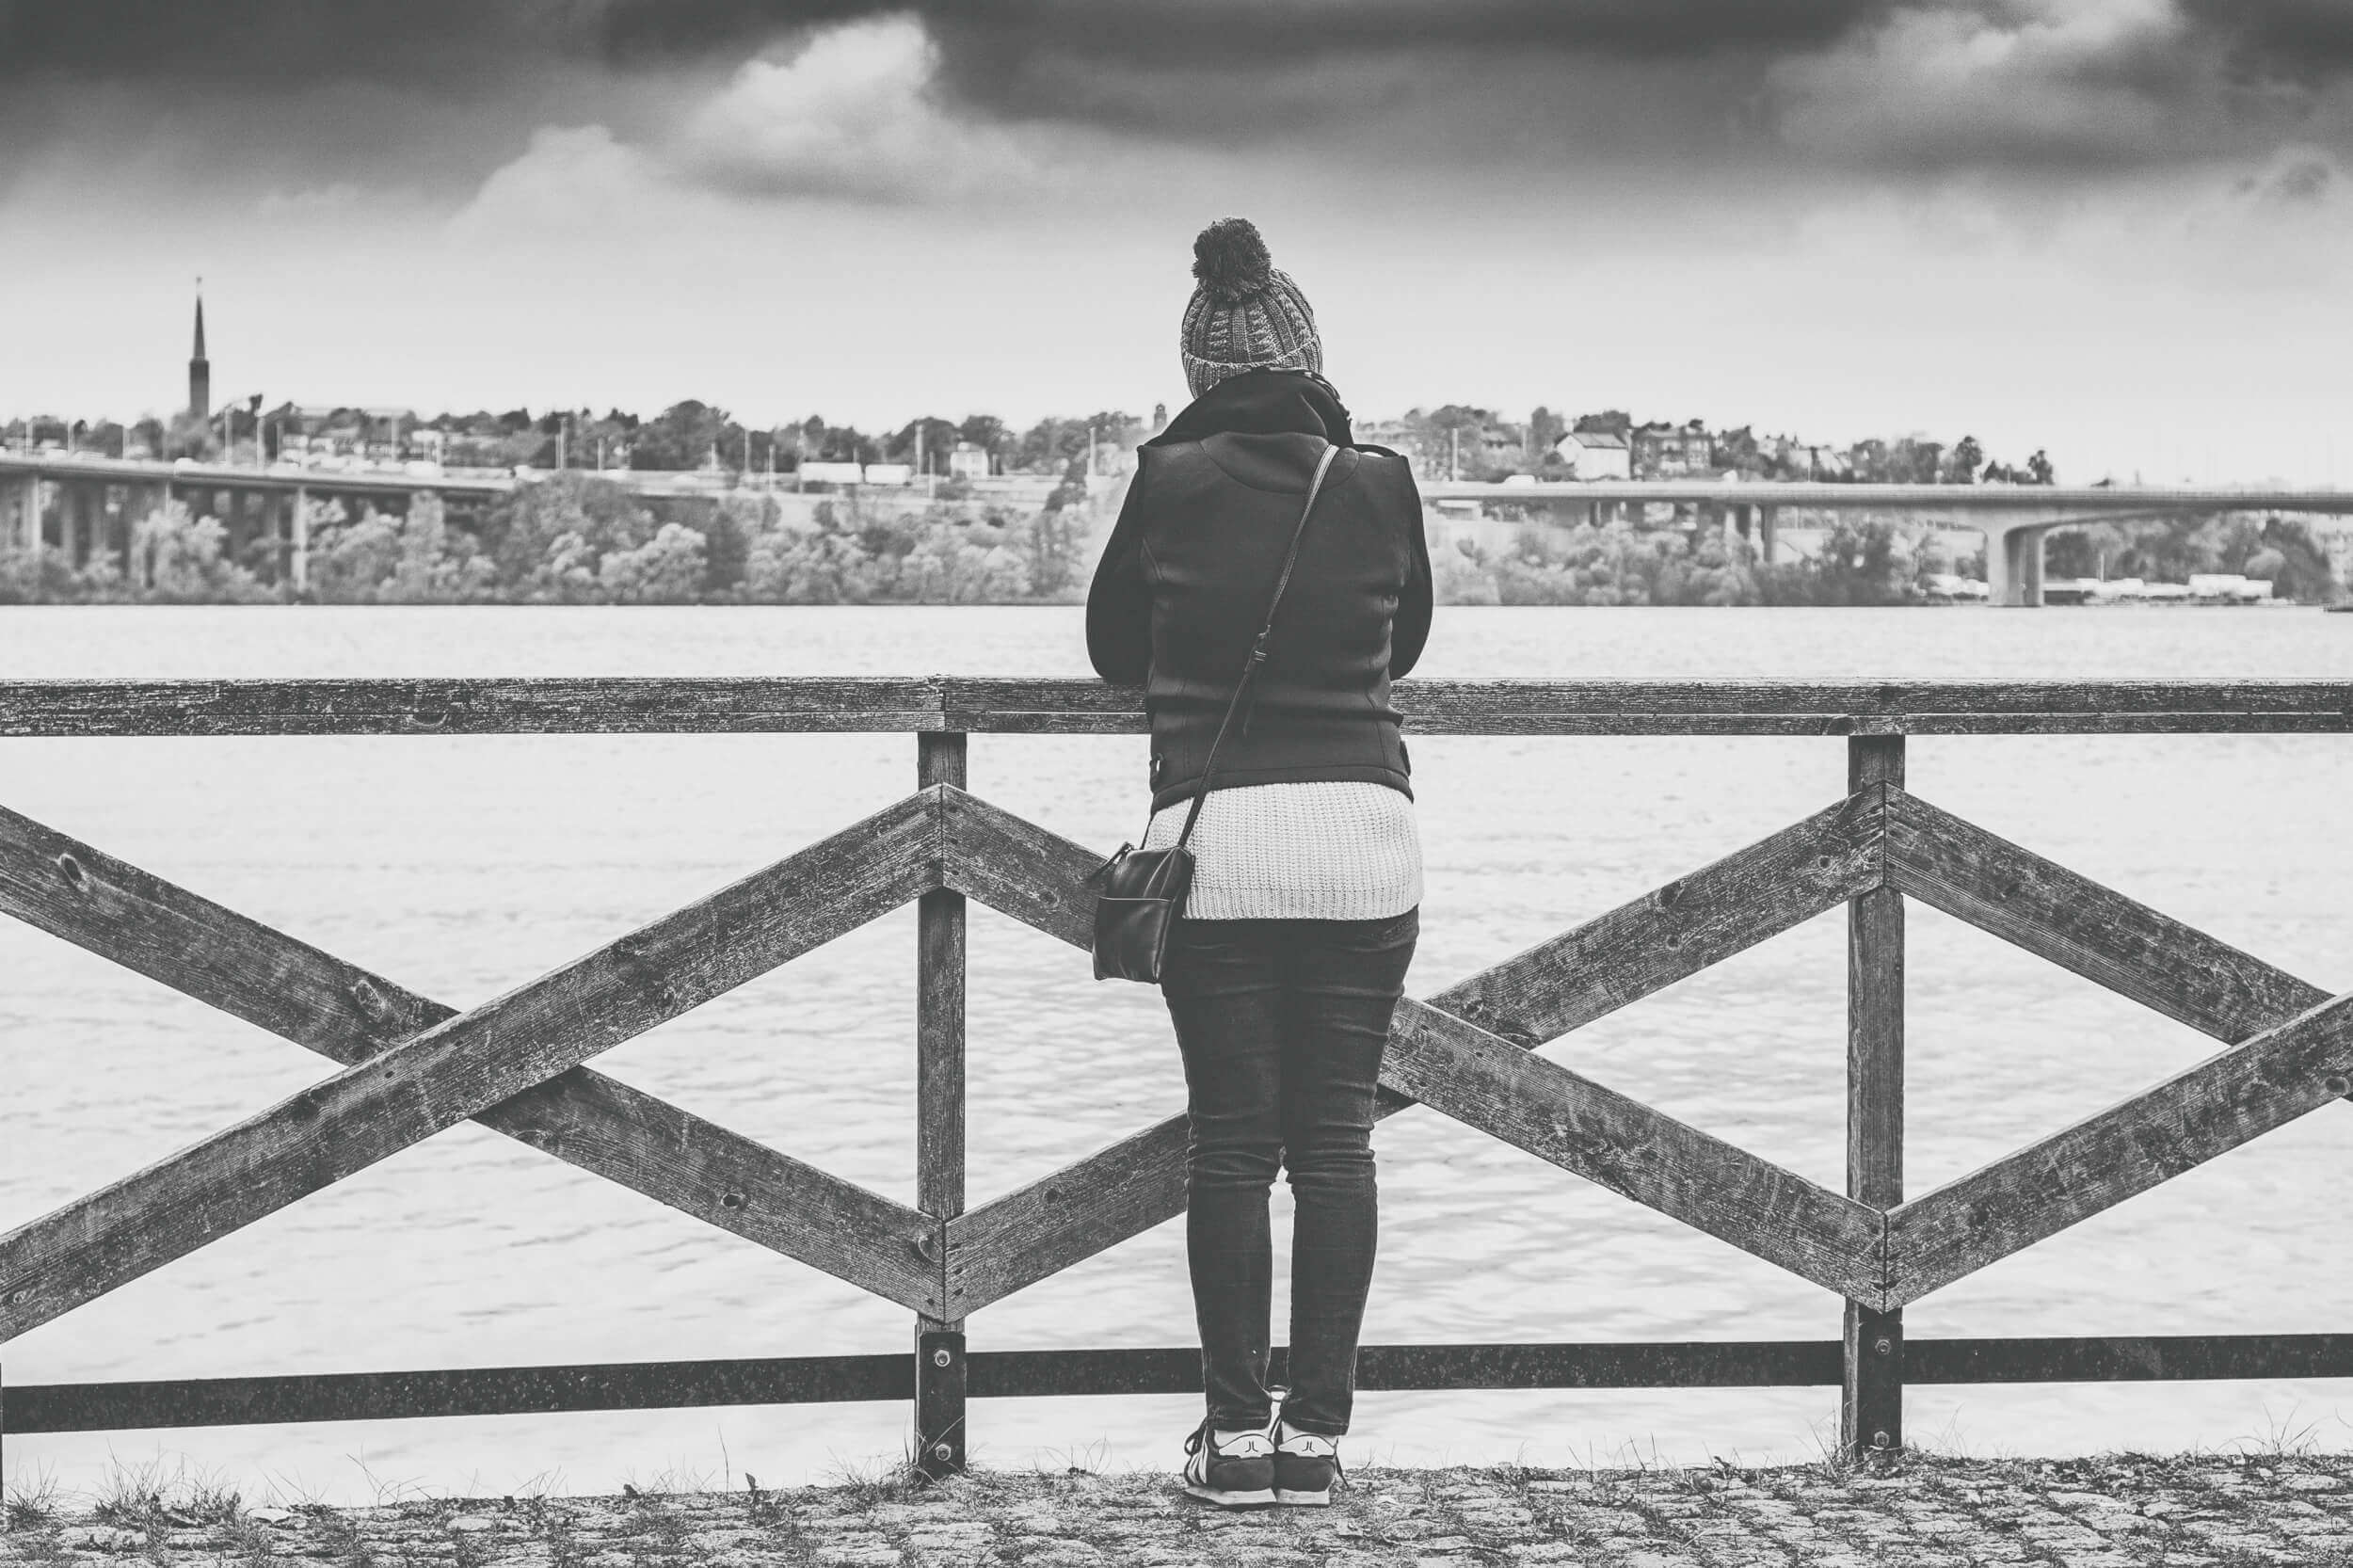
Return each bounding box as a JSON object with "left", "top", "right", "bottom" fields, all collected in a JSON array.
[
  {"left": 1842, "top": 737, "right": 1905, "bottom": 1451},
  {"left": 6, "top": 676, "right": 2350, "bottom": 737},
  {"left": 497, "top": 1073, "right": 944, "bottom": 1316},
  {"left": 916, "top": 736, "right": 970, "bottom": 1467},
  {"left": 1385, "top": 998, "right": 1885, "bottom": 1303},
  {"left": 0, "top": 792, "right": 939, "bottom": 1340},
  {"left": 1432, "top": 790, "right": 1884, "bottom": 1050},
  {"left": 0, "top": 805, "right": 944, "bottom": 1314},
  {"left": 939, "top": 788, "right": 1097, "bottom": 950},
  {"left": 936, "top": 677, "right": 2353, "bottom": 735},
  {"left": 947, "top": 1117, "right": 1191, "bottom": 1316},
  {"left": 1885, "top": 988, "right": 2353, "bottom": 1306},
  {"left": 0, "top": 678, "right": 946, "bottom": 737},
  {"left": 1885, "top": 789, "right": 2330, "bottom": 1046}
]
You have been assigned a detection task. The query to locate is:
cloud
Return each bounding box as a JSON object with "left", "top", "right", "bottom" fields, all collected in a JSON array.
[
  {"left": 673, "top": 16, "right": 1044, "bottom": 200},
  {"left": 14, "top": 0, "right": 2353, "bottom": 204},
  {"left": 449, "top": 124, "right": 671, "bottom": 235},
  {"left": 1769, "top": 0, "right": 2222, "bottom": 170},
  {"left": 2184, "top": 0, "right": 2353, "bottom": 75}
]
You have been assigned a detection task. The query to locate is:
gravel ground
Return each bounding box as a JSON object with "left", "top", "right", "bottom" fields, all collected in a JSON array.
[{"left": 6, "top": 1452, "right": 2351, "bottom": 1567}]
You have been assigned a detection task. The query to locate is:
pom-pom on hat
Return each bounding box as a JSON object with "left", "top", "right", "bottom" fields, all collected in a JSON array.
[{"left": 1179, "top": 217, "right": 1323, "bottom": 400}]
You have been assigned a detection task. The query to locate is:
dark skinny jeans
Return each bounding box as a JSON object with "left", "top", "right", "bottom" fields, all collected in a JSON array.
[{"left": 1159, "top": 906, "right": 1419, "bottom": 1436}]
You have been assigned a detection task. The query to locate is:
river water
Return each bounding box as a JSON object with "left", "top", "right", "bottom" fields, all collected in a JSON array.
[{"left": 3, "top": 604, "right": 2349, "bottom": 1502}]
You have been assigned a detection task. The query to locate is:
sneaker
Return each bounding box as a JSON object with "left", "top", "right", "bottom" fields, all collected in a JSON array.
[
  {"left": 1272, "top": 1422, "right": 1340, "bottom": 1506},
  {"left": 1181, "top": 1419, "right": 1275, "bottom": 1507}
]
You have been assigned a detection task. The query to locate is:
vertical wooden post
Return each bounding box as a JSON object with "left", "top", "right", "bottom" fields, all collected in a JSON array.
[
  {"left": 1844, "top": 734, "right": 1904, "bottom": 1458},
  {"left": 915, "top": 731, "right": 968, "bottom": 1477}
]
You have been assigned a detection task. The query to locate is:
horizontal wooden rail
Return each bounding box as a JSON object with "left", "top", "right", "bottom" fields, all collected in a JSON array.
[
  {"left": 11, "top": 1333, "right": 2351, "bottom": 1434},
  {"left": 5, "top": 677, "right": 2352, "bottom": 737}
]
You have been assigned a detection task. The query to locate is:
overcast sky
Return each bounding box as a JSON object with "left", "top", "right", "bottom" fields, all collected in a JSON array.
[{"left": 6, "top": 0, "right": 2353, "bottom": 483}]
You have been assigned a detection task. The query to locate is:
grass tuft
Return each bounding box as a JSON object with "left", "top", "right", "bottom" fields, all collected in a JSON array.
[
  {"left": 84, "top": 1454, "right": 244, "bottom": 1529},
  {"left": 3, "top": 1460, "right": 67, "bottom": 1532}
]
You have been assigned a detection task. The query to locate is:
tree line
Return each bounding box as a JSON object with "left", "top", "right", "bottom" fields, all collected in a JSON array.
[
  {"left": 11, "top": 404, "right": 1153, "bottom": 475},
  {"left": 0, "top": 468, "right": 1103, "bottom": 606}
]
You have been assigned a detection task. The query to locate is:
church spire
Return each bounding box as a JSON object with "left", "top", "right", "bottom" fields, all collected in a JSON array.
[{"left": 188, "top": 280, "right": 211, "bottom": 422}]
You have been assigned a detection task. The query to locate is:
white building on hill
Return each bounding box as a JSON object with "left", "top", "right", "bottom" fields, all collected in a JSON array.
[{"left": 1553, "top": 429, "right": 1632, "bottom": 481}]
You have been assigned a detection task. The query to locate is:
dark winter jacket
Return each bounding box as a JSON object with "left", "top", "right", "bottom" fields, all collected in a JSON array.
[{"left": 1085, "top": 369, "right": 1433, "bottom": 814}]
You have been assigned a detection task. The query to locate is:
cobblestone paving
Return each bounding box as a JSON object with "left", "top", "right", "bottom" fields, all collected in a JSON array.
[{"left": 8, "top": 1454, "right": 2351, "bottom": 1568}]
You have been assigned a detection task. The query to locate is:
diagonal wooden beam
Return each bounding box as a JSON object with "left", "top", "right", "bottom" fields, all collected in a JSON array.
[
  {"left": 1430, "top": 788, "right": 1884, "bottom": 1048},
  {"left": 0, "top": 801, "right": 943, "bottom": 1316},
  {"left": 1884, "top": 787, "right": 2330, "bottom": 1047},
  {"left": 1384, "top": 998, "right": 1886, "bottom": 1304},
  {"left": 1885, "top": 989, "right": 2353, "bottom": 1307},
  {"left": 939, "top": 787, "right": 1097, "bottom": 950},
  {"left": 943, "top": 789, "right": 1890, "bottom": 1310},
  {"left": 947, "top": 1117, "right": 1191, "bottom": 1318},
  {"left": 0, "top": 792, "right": 940, "bottom": 1341}
]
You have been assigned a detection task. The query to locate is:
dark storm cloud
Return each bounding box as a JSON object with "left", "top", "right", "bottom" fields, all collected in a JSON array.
[
  {"left": 0, "top": 0, "right": 1893, "bottom": 190},
  {"left": 605, "top": 0, "right": 1886, "bottom": 63},
  {"left": 2185, "top": 0, "right": 2353, "bottom": 73},
  {"left": 8, "top": 0, "right": 2353, "bottom": 188},
  {"left": 0, "top": 0, "right": 1884, "bottom": 85}
]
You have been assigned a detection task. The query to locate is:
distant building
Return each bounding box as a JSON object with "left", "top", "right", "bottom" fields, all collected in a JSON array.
[
  {"left": 264, "top": 405, "right": 423, "bottom": 466},
  {"left": 1552, "top": 429, "right": 1632, "bottom": 481},
  {"left": 2185, "top": 572, "right": 2274, "bottom": 602},
  {"left": 1632, "top": 421, "right": 1713, "bottom": 478},
  {"left": 1767, "top": 437, "right": 1849, "bottom": 479},
  {"left": 948, "top": 440, "right": 992, "bottom": 480}
]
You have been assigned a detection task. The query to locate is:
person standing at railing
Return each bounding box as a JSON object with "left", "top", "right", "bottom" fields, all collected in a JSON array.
[{"left": 1086, "top": 217, "right": 1434, "bottom": 1509}]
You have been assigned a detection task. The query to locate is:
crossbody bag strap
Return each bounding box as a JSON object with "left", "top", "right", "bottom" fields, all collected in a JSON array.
[{"left": 1171, "top": 440, "right": 1341, "bottom": 852}]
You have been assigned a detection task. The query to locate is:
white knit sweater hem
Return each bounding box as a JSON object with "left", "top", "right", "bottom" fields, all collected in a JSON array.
[{"left": 1141, "top": 780, "right": 1421, "bottom": 920}]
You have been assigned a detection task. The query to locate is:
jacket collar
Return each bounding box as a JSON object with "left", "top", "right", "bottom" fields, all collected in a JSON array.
[{"left": 1147, "top": 369, "right": 1358, "bottom": 449}]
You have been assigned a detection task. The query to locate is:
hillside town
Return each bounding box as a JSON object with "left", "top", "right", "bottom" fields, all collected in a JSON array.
[{"left": 3, "top": 291, "right": 2347, "bottom": 609}]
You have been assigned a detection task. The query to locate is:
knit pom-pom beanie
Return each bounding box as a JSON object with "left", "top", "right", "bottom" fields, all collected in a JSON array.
[{"left": 1179, "top": 217, "right": 1323, "bottom": 400}]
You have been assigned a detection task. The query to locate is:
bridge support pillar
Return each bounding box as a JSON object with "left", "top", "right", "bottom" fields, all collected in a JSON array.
[
  {"left": 63, "top": 482, "right": 89, "bottom": 568},
  {"left": 1990, "top": 526, "right": 2046, "bottom": 607},
  {"left": 1758, "top": 505, "right": 1778, "bottom": 566},
  {"left": 1843, "top": 735, "right": 1905, "bottom": 1459},
  {"left": 7, "top": 473, "right": 41, "bottom": 552},
  {"left": 291, "top": 488, "right": 311, "bottom": 594}
]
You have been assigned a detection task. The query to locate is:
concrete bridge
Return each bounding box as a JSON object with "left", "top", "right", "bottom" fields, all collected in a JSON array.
[
  {"left": 0, "top": 454, "right": 846, "bottom": 592},
  {"left": 0, "top": 453, "right": 511, "bottom": 592},
  {"left": 7, "top": 453, "right": 2347, "bottom": 604},
  {"left": 1421, "top": 479, "right": 2353, "bottom": 604}
]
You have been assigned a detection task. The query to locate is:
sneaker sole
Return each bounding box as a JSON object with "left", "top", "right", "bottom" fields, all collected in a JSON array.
[
  {"left": 1182, "top": 1482, "right": 1276, "bottom": 1509},
  {"left": 1273, "top": 1486, "right": 1330, "bottom": 1506}
]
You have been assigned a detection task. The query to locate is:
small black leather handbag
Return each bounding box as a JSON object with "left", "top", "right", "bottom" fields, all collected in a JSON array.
[{"left": 1090, "top": 441, "right": 1341, "bottom": 984}]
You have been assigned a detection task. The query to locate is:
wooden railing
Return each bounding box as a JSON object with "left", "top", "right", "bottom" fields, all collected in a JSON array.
[{"left": 2, "top": 677, "right": 2349, "bottom": 1472}]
